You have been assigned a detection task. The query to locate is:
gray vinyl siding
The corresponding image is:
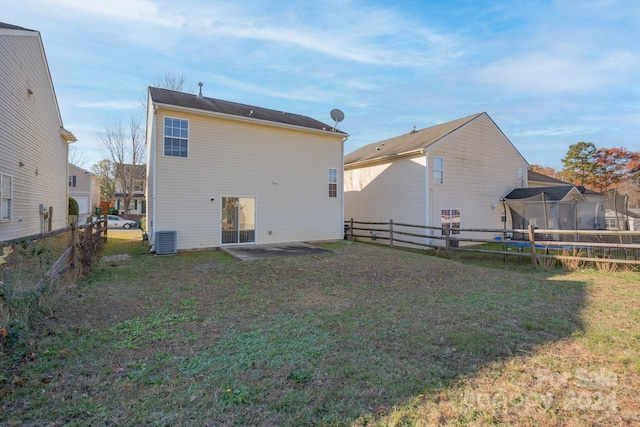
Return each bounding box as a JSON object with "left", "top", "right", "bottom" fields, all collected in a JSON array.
[{"left": 0, "top": 30, "right": 70, "bottom": 241}]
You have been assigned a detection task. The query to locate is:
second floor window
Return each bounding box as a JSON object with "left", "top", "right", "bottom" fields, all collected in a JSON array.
[
  {"left": 328, "top": 168, "right": 338, "bottom": 197},
  {"left": 1, "top": 173, "right": 12, "bottom": 221},
  {"left": 164, "top": 117, "right": 188, "bottom": 158},
  {"left": 433, "top": 156, "right": 444, "bottom": 184},
  {"left": 69, "top": 175, "right": 76, "bottom": 187}
]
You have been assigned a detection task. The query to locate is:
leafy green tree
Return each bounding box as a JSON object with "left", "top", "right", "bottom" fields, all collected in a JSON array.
[{"left": 562, "top": 142, "right": 598, "bottom": 187}]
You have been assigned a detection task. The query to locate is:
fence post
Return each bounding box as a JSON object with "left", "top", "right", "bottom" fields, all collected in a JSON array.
[
  {"left": 350, "top": 218, "right": 354, "bottom": 242},
  {"left": 70, "top": 221, "right": 78, "bottom": 268},
  {"left": 528, "top": 225, "right": 537, "bottom": 267},
  {"left": 445, "top": 224, "right": 451, "bottom": 250},
  {"left": 389, "top": 219, "right": 394, "bottom": 248}
]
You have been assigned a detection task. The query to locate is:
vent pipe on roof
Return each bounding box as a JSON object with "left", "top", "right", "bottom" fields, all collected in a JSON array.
[{"left": 198, "top": 82, "right": 203, "bottom": 98}]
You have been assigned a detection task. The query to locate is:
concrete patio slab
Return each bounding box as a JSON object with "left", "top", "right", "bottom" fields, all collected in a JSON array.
[{"left": 221, "top": 242, "right": 331, "bottom": 261}]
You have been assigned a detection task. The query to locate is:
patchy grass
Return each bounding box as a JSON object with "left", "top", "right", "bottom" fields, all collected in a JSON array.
[{"left": 1, "top": 231, "right": 638, "bottom": 426}]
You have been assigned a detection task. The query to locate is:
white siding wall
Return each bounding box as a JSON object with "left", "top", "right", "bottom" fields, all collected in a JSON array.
[
  {"left": 427, "top": 114, "right": 528, "bottom": 242},
  {"left": 345, "top": 155, "right": 426, "bottom": 223},
  {"left": 345, "top": 155, "right": 427, "bottom": 247},
  {"left": 150, "top": 107, "right": 344, "bottom": 250},
  {"left": 0, "top": 30, "right": 70, "bottom": 241}
]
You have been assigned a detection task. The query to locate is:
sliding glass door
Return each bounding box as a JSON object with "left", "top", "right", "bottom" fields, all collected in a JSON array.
[{"left": 221, "top": 197, "right": 256, "bottom": 244}]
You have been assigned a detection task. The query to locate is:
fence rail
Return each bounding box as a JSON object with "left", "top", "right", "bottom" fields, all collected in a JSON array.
[
  {"left": 345, "top": 218, "right": 640, "bottom": 267},
  {"left": 1, "top": 216, "right": 109, "bottom": 287}
]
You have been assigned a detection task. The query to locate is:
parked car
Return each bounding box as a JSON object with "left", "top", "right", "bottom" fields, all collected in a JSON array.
[{"left": 106, "top": 215, "right": 137, "bottom": 229}]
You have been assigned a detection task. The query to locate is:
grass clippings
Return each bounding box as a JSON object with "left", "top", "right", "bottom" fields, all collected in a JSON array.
[{"left": 1, "top": 232, "right": 638, "bottom": 426}]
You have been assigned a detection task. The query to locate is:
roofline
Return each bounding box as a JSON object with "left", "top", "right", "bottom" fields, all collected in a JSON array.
[
  {"left": 423, "top": 112, "right": 529, "bottom": 166},
  {"left": 345, "top": 148, "right": 424, "bottom": 169},
  {"left": 2, "top": 25, "right": 70, "bottom": 136},
  {"left": 151, "top": 99, "right": 349, "bottom": 140}
]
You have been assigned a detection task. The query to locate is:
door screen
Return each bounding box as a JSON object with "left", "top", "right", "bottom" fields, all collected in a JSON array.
[{"left": 222, "top": 197, "right": 255, "bottom": 244}]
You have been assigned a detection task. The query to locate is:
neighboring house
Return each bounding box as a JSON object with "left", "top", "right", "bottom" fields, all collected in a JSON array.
[
  {"left": 344, "top": 112, "right": 528, "bottom": 246},
  {"left": 145, "top": 87, "right": 347, "bottom": 252},
  {"left": 114, "top": 163, "right": 146, "bottom": 216},
  {"left": 68, "top": 164, "right": 100, "bottom": 223},
  {"left": 603, "top": 189, "right": 633, "bottom": 230},
  {"left": 527, "top": 170, "right": 567, "bottom": 187},
  {"left": 520, "top": 170, "right": 606, "bottom": 232},
  {"left": 0, "top": 22, "right": 76, "bottom": 242}
]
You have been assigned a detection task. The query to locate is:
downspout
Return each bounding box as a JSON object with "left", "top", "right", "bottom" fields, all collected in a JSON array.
[
  {"left": 423, "top": 148, "right": 430, "bottom": 247},
  {"left": 341, "top": 135, "right": 348, "bottom": 238},
  {"left": 150, "top": 103, "right": 158, "bottom": 252}
]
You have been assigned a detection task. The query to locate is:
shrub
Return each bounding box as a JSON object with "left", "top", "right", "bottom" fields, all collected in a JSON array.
[{"left": 68, "top": 197, "right": 79, "bottom": 216}]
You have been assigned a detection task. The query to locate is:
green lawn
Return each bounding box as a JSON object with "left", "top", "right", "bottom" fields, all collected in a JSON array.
[{"left": 1, "top": 234, "right": 638, "bottom": 426}]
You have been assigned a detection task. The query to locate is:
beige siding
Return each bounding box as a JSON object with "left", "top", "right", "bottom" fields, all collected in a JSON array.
[
  {"left": 0, "top": 30, "right": 70, "bottom": 241},
  {"left": 345, "top": 155, "right": 426, "bottom": 224},
  {"left": 427, "top": 114, "right": 527, "bottom": 242},
  {"left": 344, "top": 113, "right": 528, "bottom": 246},
  {"left": 149, "top": 108, "right": 344, "bottom": 250}
]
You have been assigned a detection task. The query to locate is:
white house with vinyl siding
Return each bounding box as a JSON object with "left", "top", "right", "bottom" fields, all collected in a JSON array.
[
  {"left": 145, "top": 87, "right": 347, "bottom": 252},
  {"left": 0, "top": 22, "right": 76, "bottom": 243},
  {"left": 344, "top": 112, "right": 528, "bottom": 246}
]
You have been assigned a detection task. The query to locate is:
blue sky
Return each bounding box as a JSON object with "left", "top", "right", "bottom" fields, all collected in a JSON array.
[{"left": 5, "top": 0, "right": 640, "bottom": 170}]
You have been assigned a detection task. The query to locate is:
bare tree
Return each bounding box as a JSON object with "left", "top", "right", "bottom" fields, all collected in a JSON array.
[
  {"left": 91, "top": 159, "right": 116, "bottom": 202},
  {"left": 140, "top": 70, "right": 194, "bottom": 111},
  {"left": 69, "top": 146, "right": 88, "bottom": 168},
  {"left": 153, "top": 70, "right": 192, "bottom": 92},
  {"left": 96, "top": 116, "right": 145, "bottom": 215}
]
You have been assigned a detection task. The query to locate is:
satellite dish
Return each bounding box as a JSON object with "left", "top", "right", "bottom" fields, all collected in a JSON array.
[
  {"left": 330, "top": 108, "right": 345, "bottom": 131},
  {"left": 330, "top": 108, "right": 344, "bottom": 123}
]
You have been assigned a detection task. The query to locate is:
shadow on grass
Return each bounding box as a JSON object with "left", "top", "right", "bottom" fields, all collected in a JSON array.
[{"left": 1, "top": 239, "right": 588, "bottom": 426}]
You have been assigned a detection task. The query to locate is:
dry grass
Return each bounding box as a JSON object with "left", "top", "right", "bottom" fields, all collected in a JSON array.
[{"left": 1, "top": 232, "right": 638, "bottom": 426}]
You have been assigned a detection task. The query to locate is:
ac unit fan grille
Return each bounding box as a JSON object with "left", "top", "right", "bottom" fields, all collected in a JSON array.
[{"left": 155, "top": 230, "right": 177, "bottom": 255}]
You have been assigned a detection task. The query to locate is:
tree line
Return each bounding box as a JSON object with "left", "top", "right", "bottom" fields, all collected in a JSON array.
[{"left": 532, "top": 141, "right": 640, "bottom": 206}]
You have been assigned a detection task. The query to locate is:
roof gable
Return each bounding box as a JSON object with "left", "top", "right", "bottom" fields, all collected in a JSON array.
[{"left": 149, "top": 87, "right": 346, "bottom": 136}]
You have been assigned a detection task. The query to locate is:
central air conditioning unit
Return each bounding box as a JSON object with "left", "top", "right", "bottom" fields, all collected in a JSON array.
[{"left": 155, "top": 230, "right": 177, "bottom": 255}]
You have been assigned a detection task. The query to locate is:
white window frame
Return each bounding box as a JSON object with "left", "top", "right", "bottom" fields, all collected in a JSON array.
[
  {"left": 1, "top": 173, "right": 13, "bottom": 222},
  {"left": 328, "top": 168, "right": 338, "bottom": 198},
  {"left": 163, "top": 117, "right": 189, "bottom": 158},
  {"left": 433, "top": 156, "right": 444, "bottom": 184},
  {"left": 441, "top": 208, "right": 460, "bottom": 235}
]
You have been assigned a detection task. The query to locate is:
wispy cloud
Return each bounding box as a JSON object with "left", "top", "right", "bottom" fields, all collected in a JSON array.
[{"left": 76, "top": 100, "right": 140, "bottom": 110}]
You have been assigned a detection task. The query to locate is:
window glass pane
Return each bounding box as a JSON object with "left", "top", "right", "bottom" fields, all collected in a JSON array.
[{"left": 1, "top": 200, "right": 9, "bottom": 220}]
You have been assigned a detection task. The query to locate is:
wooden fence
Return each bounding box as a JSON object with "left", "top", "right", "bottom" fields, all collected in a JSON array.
[
  {"left": 345, "top": 218, "right": 640, "bottom": 267},
  {"left": 1, "top": 216, "right": 109, "bottom": 289}
]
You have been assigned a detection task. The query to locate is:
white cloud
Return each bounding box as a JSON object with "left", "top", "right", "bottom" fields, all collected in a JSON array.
[
  {"left": 475, "top": 49, "right": 638, "bottom": 95},
  {"left": 76, "top": 100, "right": 140, "bottom": 110}
]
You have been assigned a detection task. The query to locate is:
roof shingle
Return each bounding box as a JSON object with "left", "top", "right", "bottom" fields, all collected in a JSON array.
[
  {"left": 149, "top": 87, "right": 346, "bottom": 135},
  {"left": 344, "top": 112, "right": 484, "bottom": 165}
]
